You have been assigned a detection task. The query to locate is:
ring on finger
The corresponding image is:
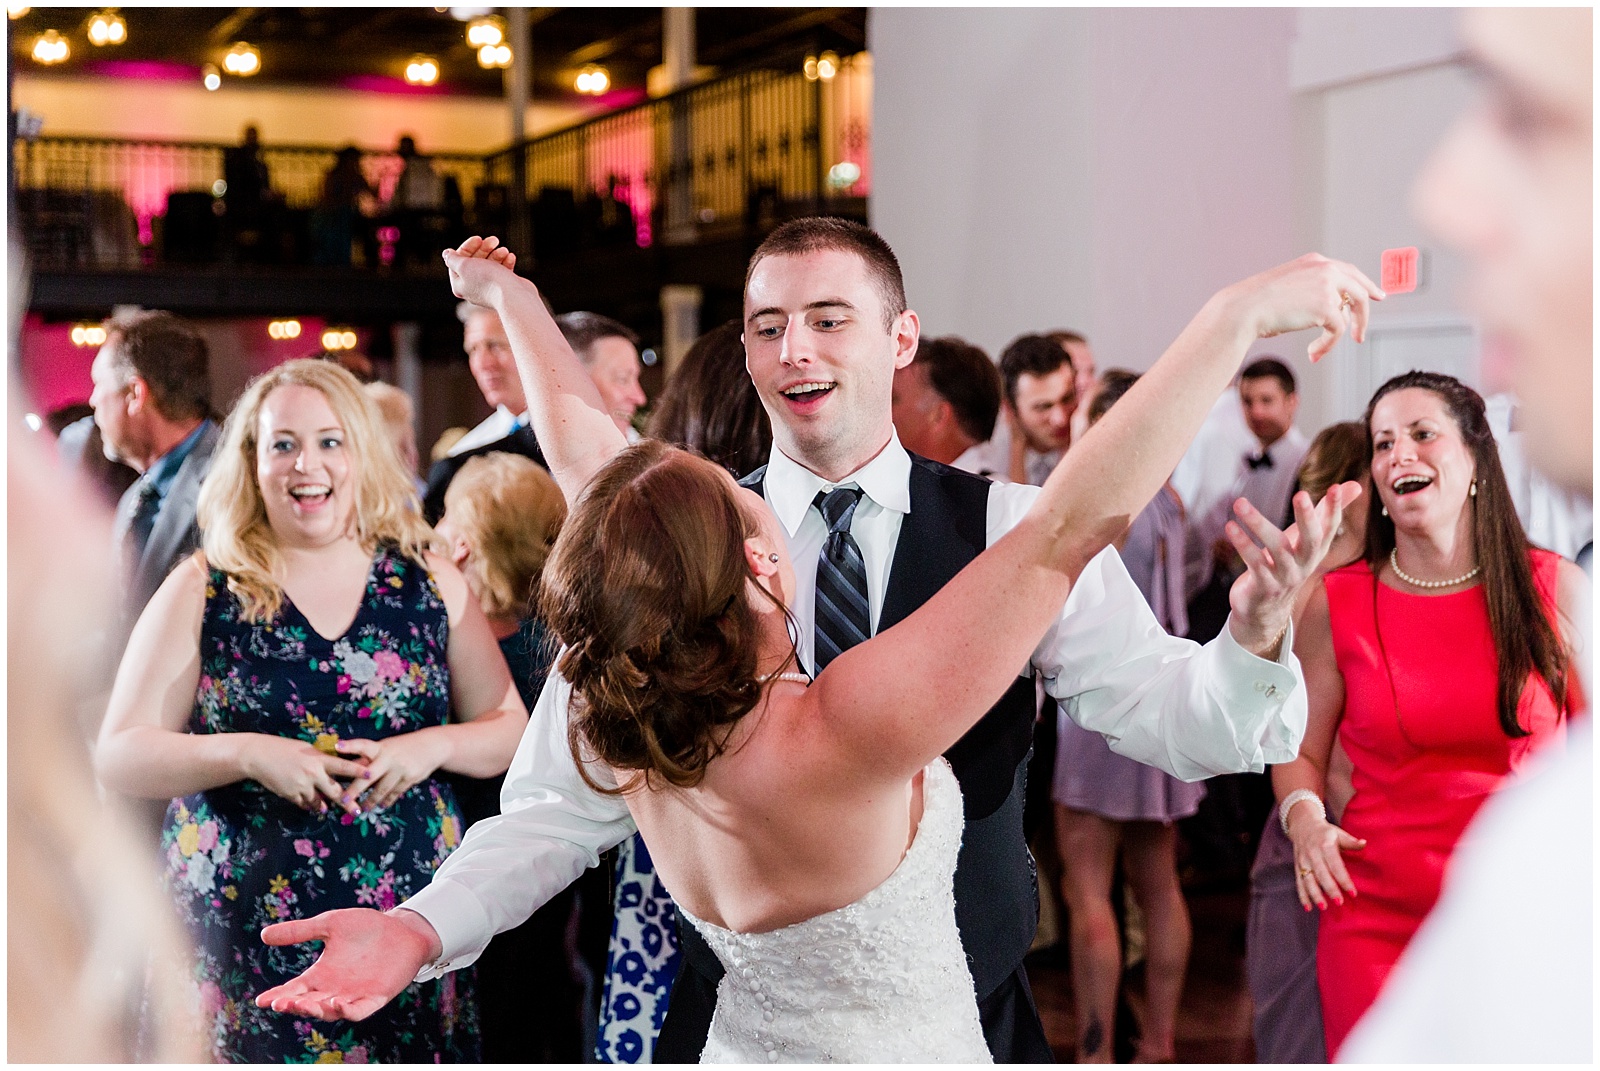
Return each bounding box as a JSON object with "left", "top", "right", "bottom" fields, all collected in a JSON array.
[
  {"left": 1338, "top": 291, "right": 1356, "bottom": 312},
  {"left": 1297, "top": 865, "right": 1313, "bottom": 878}
]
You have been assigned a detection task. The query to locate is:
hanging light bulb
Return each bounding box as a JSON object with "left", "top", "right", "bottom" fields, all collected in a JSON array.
[
  {"left": 477, "top": 42, "right": 511, "bottom": 69},
  {"left": 223, "top": 41, "right": 260, "bottom": 76},
  {"left": 803, "top": 54, "right": 819, "bottom": 82},
  {"left": 32, "top": 29, "right": 69, "bottom": 64},
  {"left": 465, "top": 14, "right": 504, "bottom": 48},
  {"left": 817, "top": 51, "right": 840, "bottom": 80},
  {"left": 202, "top": 63, "right": 221, "bottom": 91},
  {"left": 575, "top": 64, "right": 609, "bottom": 95},
  {"left": 86, "top": 9, "right": 126, "bottom": 46},
  {"left": 405, "top": 54, "right": 440, "bottom": 86},
  {"left": 8, "top": 4, "right": 32, "bottom": 19}
]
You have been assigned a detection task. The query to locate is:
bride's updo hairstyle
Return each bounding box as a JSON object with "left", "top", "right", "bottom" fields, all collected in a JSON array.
[{"left": 541, "top": 439, "right": 780, "bottom": 791}]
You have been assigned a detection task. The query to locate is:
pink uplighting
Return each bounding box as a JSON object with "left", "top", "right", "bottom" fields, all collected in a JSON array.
[{"left": 83, "top": 59, "right": 200, "bottom": 83}]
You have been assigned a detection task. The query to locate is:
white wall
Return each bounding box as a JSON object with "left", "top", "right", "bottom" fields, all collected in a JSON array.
[
  {"left": 13, "top": 74, "right": 595, "bottom": 153},
  {"left": 871, "top": 7, "right": 1476, "bottom": 440},
  {"left": 871, "top": 8, "right": 1297, "bottom": 372}
]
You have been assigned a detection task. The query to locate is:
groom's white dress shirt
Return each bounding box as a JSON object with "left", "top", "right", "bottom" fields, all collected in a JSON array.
[{"left": 404, "top": 435, "right": 1307, "bottom": 977}]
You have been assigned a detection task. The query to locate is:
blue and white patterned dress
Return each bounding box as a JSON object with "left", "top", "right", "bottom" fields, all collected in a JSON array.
[{"left": 595, "top": 834, "right": 682, "bottom": 1062}]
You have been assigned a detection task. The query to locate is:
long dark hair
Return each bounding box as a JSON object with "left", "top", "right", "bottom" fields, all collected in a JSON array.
[{"left": 1362, "top": 371, "right": 1568, "bottom": 736}]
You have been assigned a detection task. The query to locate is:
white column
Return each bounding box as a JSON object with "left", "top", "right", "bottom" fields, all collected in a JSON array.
[
  {"left": 663, "top": 7, "right": 697, "bottom": 244},
  {"left": 659, "top": 284, "right": 703, "bottom": 379},
  {"left": 392, "top": 321, "right": 424, "bottom": 436},
  {"left": 506, "top": 7, "right": 530, "bottom": 144}
]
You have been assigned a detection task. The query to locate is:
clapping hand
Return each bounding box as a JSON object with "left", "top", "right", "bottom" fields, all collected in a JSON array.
[
  {"left": 242, "top": 735, "right": 370, "bottom": 815},
  {"left": 1225, "top": 482, "right": 1364, "bottom": 657}
]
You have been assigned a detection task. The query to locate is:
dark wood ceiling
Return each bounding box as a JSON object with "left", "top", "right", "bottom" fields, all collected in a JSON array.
[{"left": 9, "top": 7, "right": 868, "bottom": 99}]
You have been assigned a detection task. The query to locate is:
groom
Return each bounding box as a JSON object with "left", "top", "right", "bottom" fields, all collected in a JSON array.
[{"left": 260, "top": 220, "right": 1322, "bottom": 1061}]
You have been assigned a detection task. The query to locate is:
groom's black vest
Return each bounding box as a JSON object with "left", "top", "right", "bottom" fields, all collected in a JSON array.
[{"left": 723, "top": 453, "right": 1041, "bottom": 998}]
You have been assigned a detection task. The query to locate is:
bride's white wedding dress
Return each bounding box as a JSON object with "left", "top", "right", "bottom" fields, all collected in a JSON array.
[{"left": 677, "top": 758, "right": 993, "bottom": 1063}]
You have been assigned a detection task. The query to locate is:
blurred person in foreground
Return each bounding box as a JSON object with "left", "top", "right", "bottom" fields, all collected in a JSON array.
[
  {"left": 1047, "top": 330, "right": 1097, "bottom": 449},
  {"left": 435, "top": 453, "right": 585, "bottom": 1061},
  {"left": 1274, "top": 371, "right": 1583, "bottom": 1058},
  {"left": 1245, "top": 421, "right": 1367, "bottom": 1064},
  {"left": 94, "top": 359, "right": 528, "bottom": 1062},
  {"left": 1342, "top": 8, "right": 1593, "bottom": 1061},
  {"left": 363, "top": 380, "right": 425, "bottom": 498},
  {"left": 1050, "top": 370, "right": 1203, "bottom": 1063}
]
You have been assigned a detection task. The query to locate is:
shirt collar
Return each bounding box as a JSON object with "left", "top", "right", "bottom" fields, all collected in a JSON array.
[
  {"left": 146, "top": 419, "right": 212, "bottom": 499},
  {"left": 763, "top": 432, "right": 913, "bottom": 537}
]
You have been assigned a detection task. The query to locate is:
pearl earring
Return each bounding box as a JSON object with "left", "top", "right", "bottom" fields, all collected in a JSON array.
[
  {"left": 1470, "top": 480, "right": 1477, "bottom": 498},
  {"left": 768, "top": 552, "right": 779, "bottom": 563},
  {"left": 1381, "top": 505, "right": 1389, "bottom": 517}
]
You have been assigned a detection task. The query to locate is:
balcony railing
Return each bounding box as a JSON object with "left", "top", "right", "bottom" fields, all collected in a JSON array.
[{"left": 11, "top": 52, "right": 872, "bottom": 274}]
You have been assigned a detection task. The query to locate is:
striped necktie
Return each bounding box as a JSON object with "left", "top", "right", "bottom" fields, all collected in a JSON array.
[{"left": 813, "top": 486, "right": 870, "bottom": 672}]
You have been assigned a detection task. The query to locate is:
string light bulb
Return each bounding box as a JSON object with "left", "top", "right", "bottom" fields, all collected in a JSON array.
[
  {"left": 32, "top": 29, "right": 69, "bottom": 64},
  {"left": 268, "top": 320, "right": 302, "bottom": 341},
  {"left": 202, "top": 63, "right": 221, "bottom": 91},
  {"left": 575, "top": 64, "right": 610, "bottom": 95},
  {"left": 465, "top": 14, "right": 504, "bottom": 48},
  {"left": 321, "top": 329, "right": 358, "bottom": 352},
  {"left": 8, "top": 4, "right": 32, "bottom": 19},
  {"left": 817, "top": 51, "right": 840, "bottom": 80},
  {"left": 70, "top": 324, "right": 108, "bottom": 347},
  {"left": 86, "top": 9, "right": 126, "bottom": 46},
  {"left": 477, "top": 42, "right": 511, "bottom": 69},
  {"left": 223, "top": 41, "right": 260, "bottom": 76},
  {"left": 404, "top": 54, "right": 440, "bottom": 86}
]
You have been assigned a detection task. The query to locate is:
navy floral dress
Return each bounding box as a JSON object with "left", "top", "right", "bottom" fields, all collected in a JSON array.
[{"left": 160, "top": 544, "right": 480, "bottom": 1063}]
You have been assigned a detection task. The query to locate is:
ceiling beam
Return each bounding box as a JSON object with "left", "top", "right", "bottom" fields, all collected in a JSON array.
[
  {"left": 697, "top": 9, "right": 856, "bottom": 66},
  {"left": 565, "top": 14, "right": 662, "bottom": 66},
  {"left": 207, "top": 8, "right": 258, "bottom": 45}
]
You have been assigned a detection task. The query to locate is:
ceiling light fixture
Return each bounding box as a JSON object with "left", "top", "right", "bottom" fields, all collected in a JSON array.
[
  {"left": 70, "top": 324, "right": 108, "bottom": 347},
  {"left": 86, "top": 9, "right": 126, "bottom": 46},
  {"left": 8, "top": 4, "right": 32, "bottom": 19},
  {"left": 202, "top": 63, "right": 221, "bottom": 91},
  {"left": 405, "top": 54, "right": 440, "bottom": 86},
  {"left": 32, "top": 29, "right": 69, "bottom": 64},
  {"left": 223, "top": 41, "right": 260, "bottom": 76},
  {"left": 465, "top": 14, "right": 504, "bottom": 48},
  {"left": 817, "top": 51, "right": 840, "bottom": 80},
  {"left": 574, "top": 64, "right": 610, "bottom": 95},
  {"left": 268, "top": 320, "right": 302, "bottom": 340},
  {"left": 477, "top": 42, "right": 511, "bottom": 69},
  {"left": 321, "top": 328, "right": 357, "bottom": 352}
]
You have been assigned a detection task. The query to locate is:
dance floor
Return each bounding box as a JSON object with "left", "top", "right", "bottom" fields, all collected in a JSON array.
[{"left": 1028, "top": 887, "right": 1255, "bottom": 1063}]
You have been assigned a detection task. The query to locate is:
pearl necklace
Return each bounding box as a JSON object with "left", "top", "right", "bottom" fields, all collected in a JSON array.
[
  {"left": 1389, "top": 547, "right": 1481, "bottom": 589},
  {"left": 761, "top": 670, "right": 812, "bottom": 687}
]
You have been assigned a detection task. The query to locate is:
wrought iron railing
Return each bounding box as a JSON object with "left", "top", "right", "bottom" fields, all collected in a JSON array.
[{"left": 11, "top": 51, "right": 871, "bottom": 271}]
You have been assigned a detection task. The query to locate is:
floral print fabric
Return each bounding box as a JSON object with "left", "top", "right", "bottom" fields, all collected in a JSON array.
[{"left": 162, "top": 545, "right": 479, "bottom": 1062}]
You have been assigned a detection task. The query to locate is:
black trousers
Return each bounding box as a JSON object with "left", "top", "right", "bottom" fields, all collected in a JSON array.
[{"left": 655, "top": 919, "right": 1054, "bottom": 1062}]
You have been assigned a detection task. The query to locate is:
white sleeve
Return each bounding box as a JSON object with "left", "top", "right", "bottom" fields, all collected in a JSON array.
[
  {"left": 403, "top": 670, "right": 636, "bottom": 978},
  {"left": 987, "top": 482, "right": 1307, "bottom": 781}
]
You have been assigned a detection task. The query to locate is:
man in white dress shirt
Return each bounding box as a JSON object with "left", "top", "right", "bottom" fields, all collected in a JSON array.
[{"left": 257, "top": 219, "right": 1335, "bottom": 1060}]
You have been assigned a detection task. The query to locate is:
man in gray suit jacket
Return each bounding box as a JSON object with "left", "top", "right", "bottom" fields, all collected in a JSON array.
[{"left": 90, "top": 310, "right": 220, "bottom": 623}]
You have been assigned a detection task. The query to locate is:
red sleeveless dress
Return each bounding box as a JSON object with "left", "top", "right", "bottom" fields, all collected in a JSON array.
[{"left": 1317, "top": 548, "right": 1573, "bottom": 1056}]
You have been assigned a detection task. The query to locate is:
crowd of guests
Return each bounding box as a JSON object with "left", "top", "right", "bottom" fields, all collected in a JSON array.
[{"left": 29, "top": 9, "right": 1589, "bottom": 1060}]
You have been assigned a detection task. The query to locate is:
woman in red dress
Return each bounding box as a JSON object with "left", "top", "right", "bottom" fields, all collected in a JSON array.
[{"left": 1272, "top": 371, "right": 1583, "bottom": 1057}]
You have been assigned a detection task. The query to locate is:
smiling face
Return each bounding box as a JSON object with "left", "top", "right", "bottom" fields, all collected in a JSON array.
[
  {"left": 1369, "top": 387, "right": 1476, "bottom": 538},
  {"left": 1012, "top": 366, "right": 1077, "bottom": 454},
  {"left": 744, "top": 248, "right": 918, "bottom": 480},
  {"left": 464, "top": 307, "right": 526, "bottom": 414},
  {"left": 584, "top": 335, "right": 647, "bottom": 435},
  {"left": 256, "top": 383, "right": 356, "bottom": 549},
  {"left": 1412, "top": 9, "right": 1592, "bottom": 492}
]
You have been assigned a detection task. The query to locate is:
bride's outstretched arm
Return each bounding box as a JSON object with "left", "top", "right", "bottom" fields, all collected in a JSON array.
[
  {"left": 810, "top": 254, "right": 1380, "bottom": 778},
  {"left": 443, "top": 236, "right": 627, "bottom": 503}
]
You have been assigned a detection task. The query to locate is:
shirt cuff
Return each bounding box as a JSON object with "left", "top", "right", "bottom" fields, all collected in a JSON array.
[
  {"left": 402, "top": 878, "right": 495, "bottom": 981},
  {"left": 1207, "top": 618, "right": 1305, "bottom": 768}
]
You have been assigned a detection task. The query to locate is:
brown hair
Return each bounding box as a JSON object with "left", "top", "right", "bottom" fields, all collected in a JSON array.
[
  {"left": 443, "top": 453, "right": 566, "bottom": 620},
  {"left": 1086, "top": 368, "right": 1140, "bottom": 426},
  {"left": 647, "top": 320, "right": 772, "bottom": 479},
  {"left": 540, "top": 440, "right": 791, "bottom": 791},
  {"left": 1241, "top": 356, "right": 1296, "bottom": 396},
  {"left": 102, "top": 310, "right": 212, "bottom": 422},
  {"left": 1362, "top": 371, "right": 1568, "bottom": 736},
  {"left": 999, "top": 334, "right": 1074, "bottom": 408},
  {"left": 912, "top": 336, "right": 1002, "bottom": 444},
  {"left": 1297, "top": 421, "right": 1367, "bottom": 502},
  {"left": 746, "top": 216, "right": 907, "bottom": 329}
]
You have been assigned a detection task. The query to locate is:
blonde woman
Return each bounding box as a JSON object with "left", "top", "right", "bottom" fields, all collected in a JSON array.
[
  {"left": 434, "top": 452, "right": 584, "bottom": 1060},
  {"left": 95, "top": 359, "right": 527, "bottom": 1062}
]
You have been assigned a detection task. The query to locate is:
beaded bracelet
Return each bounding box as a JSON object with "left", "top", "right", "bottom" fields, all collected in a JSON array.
[{"left": 1278, "top": 788, "right": 1325, "bottom": 836}]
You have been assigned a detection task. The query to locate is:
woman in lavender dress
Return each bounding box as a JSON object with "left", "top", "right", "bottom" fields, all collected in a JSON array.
[{"left": 1052, "top": 371, "right": 1206, "bottom": 1063}]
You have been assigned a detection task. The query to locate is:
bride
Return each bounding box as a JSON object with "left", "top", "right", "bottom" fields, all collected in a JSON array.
[{"left": 259, "top": 237, "right": 1374, "bottom": 1061}]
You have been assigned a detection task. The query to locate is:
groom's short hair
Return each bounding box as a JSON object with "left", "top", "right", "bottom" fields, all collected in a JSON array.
[{"left": 746, "top": 217, "right": 907, "bottom": 330}]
